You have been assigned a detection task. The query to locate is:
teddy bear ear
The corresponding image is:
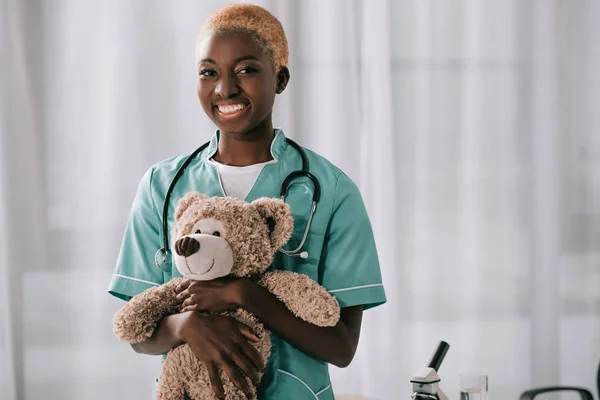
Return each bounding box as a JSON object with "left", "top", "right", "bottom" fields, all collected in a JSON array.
[
  {"left": 174, "top": 192, "right": 208, "bottom": 221},
  {"left": 251, "top": 197, "right": 294, "bottom": 251}
]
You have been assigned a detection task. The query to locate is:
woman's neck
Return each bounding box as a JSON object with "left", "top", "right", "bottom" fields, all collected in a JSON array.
[{"left": 214, "top": 119, "right": 275, "bottom": 166}]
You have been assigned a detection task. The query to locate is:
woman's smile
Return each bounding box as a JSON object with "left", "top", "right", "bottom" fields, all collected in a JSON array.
[{"left": 215, "top": 102, "right": 250, "bottom": 120}]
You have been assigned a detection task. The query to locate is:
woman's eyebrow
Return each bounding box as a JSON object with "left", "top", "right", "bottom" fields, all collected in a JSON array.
[
  {"left": 198, "top": 55, "right": 261, "bottom": 66},
  {"left": 233, "top": 55, "right": 261, "bottom": 63}
]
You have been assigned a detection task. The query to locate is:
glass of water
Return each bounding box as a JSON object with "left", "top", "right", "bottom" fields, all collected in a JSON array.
[{"left": 459, "top": 372, "right": 488, "bottom": 400}]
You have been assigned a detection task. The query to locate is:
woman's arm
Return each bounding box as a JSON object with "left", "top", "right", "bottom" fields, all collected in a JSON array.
[
  {"left": 240, "top": 280, "right": 363, "bottom": 368},
  {"left": 177, "top": 278, "right": 364, "bottom": 368},
  {"left": 130, "top": 313, "right": 186, "bottom": 355}
]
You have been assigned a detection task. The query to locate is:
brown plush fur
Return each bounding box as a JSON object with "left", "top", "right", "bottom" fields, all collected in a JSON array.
[
  {"left": 113, "top": 278, "right": 184, "bottom": 344},
  {"left": 260, "top": 271, "right": 340, "bottom": 327},
  {"left": 196, "top": 4, "right": 289, "bottom": 73},
  {"left": 113, "top": 193, "right": 340, "bottom": 400}
]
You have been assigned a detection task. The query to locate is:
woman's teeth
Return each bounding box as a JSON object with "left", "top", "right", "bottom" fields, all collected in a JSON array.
[{"left": 217, "top": 104, "right": 247, "bottom": 114}]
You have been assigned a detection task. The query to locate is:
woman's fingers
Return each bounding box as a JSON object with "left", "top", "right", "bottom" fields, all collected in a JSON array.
[
  {"left": 237, "top": 339, "right": 265, "bottom": 372},
  {"left": 233, "top": 320, "right": 264, "bottom": 370},
  {"left": 230, "top": 348, "right": 261, "bottom": 386},
  {"left": 207, "top": 363, "right": 225, "bottom": 400},
  {"left": 175, "top": 279, "right": 192, "bottom": 294},
  {"left": 180, "top": 295, "right": 196, "bottom": 309},
  {"left": 235, "top": 320, "right": 260, "bottom": 342},
  {"left": 175, "top": 289, "right": 191, "bottom": 307},
  {"left": 220, "top": 358, "right": 252, "bottom": 398},
  {"left": 179, "top": 305, "right": 199, "bottom": 313}
]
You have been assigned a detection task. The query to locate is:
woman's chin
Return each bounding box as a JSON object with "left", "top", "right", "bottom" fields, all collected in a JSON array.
[
  {"left": 216, "top": 121, "right": 256, "bottom": 135},
  {"left": 212, "top": 116, "right": 248, "bottom": 133}
]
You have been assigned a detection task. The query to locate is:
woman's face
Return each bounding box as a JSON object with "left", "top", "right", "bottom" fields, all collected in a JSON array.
[{"left": 196, "top": 32, "right": 287, "bottom": 135}]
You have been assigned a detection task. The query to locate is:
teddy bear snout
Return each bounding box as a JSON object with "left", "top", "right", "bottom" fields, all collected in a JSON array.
[{"left": 175, "top": 236, "right": 200, "bottom": 257}]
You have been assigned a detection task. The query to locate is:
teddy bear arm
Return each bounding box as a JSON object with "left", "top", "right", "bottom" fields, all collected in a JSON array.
[
  {"left": 112, "top": 277, "right": 185, "bottom": 344},
  {"left": 258, "top": 271, "right": 340, "bottom": 327}
]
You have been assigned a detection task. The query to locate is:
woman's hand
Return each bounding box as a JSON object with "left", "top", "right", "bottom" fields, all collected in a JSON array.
[
  {"left": 178, "top": 311, "right": 264, "bottom": 399},
  {"left": 176, "top": 278, "right": 247, "bottom": 313}
]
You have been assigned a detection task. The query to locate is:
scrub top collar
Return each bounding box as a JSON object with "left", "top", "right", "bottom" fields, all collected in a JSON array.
[{"left": 202, "top": 128, "right": 289, "bottom": 163}]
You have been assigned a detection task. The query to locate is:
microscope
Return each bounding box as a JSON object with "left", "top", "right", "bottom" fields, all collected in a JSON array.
[{"left": 410, "top": 341, "right": 450, "bottom": 400}]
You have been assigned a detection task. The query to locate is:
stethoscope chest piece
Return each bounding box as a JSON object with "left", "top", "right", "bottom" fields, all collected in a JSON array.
[{"left": 154, "top": 247, "right": 171, "bottom": 272}]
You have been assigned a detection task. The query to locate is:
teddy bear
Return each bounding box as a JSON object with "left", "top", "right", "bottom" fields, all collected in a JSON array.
[{"left": 113, "top": 192, "right": 341, "bottom": 400}]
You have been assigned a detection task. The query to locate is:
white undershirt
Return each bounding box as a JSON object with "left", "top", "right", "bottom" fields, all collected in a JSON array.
[{"left": 209, "top": 158, "right": 275, "bottom": 200}]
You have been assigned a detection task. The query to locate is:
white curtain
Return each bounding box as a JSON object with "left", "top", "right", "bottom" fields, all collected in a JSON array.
[{"left": 1, "top": 0, "right": 599, "bottom": 399}]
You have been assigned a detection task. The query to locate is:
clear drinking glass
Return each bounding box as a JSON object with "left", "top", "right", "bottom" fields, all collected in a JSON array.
[{"left": 459, "top": 372, "right": 488, "bottom": 400}]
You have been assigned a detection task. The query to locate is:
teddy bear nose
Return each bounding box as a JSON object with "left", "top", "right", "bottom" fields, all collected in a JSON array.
[{"left": 175, "top": 236, "right": 200, "bottom": 257}]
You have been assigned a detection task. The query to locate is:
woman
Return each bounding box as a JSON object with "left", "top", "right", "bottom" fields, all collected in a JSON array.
[{"left": 108, "top": 4, "right": 386, "bottom": 399}]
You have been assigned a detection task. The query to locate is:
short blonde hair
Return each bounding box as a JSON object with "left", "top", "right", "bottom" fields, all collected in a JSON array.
[{"left": 196, "top": 3, "right": 289, "bottom": 73}]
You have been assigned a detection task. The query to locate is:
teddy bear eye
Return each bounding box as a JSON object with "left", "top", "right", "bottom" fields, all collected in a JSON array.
[
  {"left": 212, "top": 231, "right": 220, "bottom": 237},
  {"left": 195, "top": 229, "right": 201, "bottom": 234}
]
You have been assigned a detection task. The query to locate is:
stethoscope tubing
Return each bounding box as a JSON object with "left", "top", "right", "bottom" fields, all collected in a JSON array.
[{"left": 154, "top": 137, "right": 319, "bottom": 271}]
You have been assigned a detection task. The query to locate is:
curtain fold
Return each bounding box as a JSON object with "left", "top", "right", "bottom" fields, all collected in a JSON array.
[{"left": 1, "top": 0, "right": 49, "bottom": 397}]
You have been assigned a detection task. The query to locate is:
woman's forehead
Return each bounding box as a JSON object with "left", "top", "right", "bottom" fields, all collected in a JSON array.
[{"left": 196, "top": 31, "right": 268, "bottom": 64}]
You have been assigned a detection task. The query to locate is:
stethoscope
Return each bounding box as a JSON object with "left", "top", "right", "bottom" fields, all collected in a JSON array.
[{"left": 154, "top": 137, "right": 320, "bottom": 272}]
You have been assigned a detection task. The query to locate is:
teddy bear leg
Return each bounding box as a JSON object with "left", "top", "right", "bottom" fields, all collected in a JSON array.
[
  {"left": 185, "top": 372, "right": 255, "bottom": 400},
  {"left": 160, "top": 344, "right": 235, "bottom": 400}
]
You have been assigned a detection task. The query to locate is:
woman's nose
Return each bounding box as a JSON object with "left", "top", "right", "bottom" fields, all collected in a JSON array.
[{"left": 215, "top": 73, "right": 240, "bottom": 98}]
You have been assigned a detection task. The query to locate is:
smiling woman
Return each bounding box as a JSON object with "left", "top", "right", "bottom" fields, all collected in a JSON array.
[{"left": 107, "top": 3, "right": 386, "bottom": 400}]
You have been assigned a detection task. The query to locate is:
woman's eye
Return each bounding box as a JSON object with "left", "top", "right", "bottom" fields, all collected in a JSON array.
[
  {"left": 195, "top": 229, "right": 201, "bottom": 234},
  {"left": 212, "top": 231, "right": 221, "bottom": 237},
  {"left": 237, "top": 67, "right": 257, "bottom": 74},
  {"left": 199, "top": 69, "right": 216, "bottom": 77}
]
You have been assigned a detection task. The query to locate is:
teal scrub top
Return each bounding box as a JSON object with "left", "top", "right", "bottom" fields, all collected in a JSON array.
[{"left": 108, "top": 129, "right": 387, "bottom": 400}]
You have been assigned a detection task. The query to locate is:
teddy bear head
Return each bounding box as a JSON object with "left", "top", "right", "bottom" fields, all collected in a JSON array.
[{"left": 171, "top": 192, "right": 294, "bottom": 280}]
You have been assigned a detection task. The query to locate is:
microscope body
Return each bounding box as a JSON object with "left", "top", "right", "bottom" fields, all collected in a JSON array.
[
  {"left": 410, "top": 367, "right": 449, "bottom": 400},
  {"left": 410, "top": 341, "right": 450, "bottom": 400}
]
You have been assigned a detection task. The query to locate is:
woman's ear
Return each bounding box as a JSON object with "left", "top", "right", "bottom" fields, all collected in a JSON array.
[
  {"left": 175, "top": 192, "right": 208, "bottom": 221},
  {"left": 275, "top": 66, "right": 290, "bottom": 94},
  {"left": 251, "top": 197, "right": 294, "bottom": 251}
]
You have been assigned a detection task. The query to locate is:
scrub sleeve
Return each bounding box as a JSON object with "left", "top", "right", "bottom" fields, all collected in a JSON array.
[
  {"left": 108, "top": 167, "right": 165, "bottom": 301},
  {"left": 319, "top": 172, "right": 386, "bottom": 309}
]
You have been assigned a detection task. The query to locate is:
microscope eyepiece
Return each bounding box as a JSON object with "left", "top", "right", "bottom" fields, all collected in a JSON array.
[{"left": 427, "top": 341, "right": 450, "bottom": 371}]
